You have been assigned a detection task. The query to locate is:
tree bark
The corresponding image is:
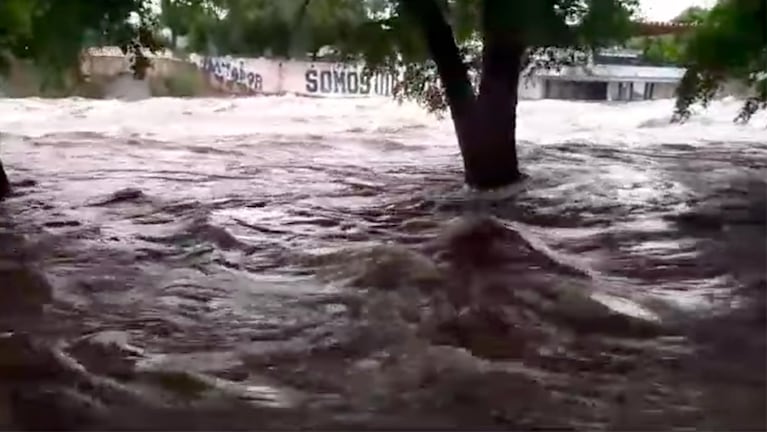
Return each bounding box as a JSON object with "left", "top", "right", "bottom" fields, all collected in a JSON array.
[
  {"left": 0, "top": 158, "right": 10, "bottom": 200},
  {"left": 468, "top": 0, "right": 526, "bottom": 188},
  {"left": 402, "top": 0, "right": 523, "bottom": 190}
]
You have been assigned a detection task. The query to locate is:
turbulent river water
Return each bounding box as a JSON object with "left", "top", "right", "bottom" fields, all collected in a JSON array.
[{"left": 0, "top": 96, "right": 765, "bottom": 430}]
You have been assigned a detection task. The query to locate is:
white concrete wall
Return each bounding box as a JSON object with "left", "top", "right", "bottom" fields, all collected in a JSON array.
[
  {"left": 282, "top": 61, "right": 398, "bottom": 97},
  {"left": 607, "top": 82, "right": 619, "bottom": 101},
  {"left": 518, "top": 75, "right": 545, "bottom": 99},
  {"left": 189, "top": 55, "right": 281, "bottom": 94},
  {"left": 653, "top": 82, "right": 677, "bottom": 99},
  {"left": 104, "top": 73, "right": 151, "bottom": 100},
  {"left": 188, "top": 55, "right": 546, "bottom": 99},
  {"left": 608, "top": 80, "right": 678, "bottom": 101},
  {"left": 188, "top": 55, "right": 399, "bottom": 97},
  {"left": 83, "top": 50, "right": 684, "bottom": 102},
  {"left": 539, "top": 64, "right": 685, "bottom": 83},
  {"left": 81, "top": 48, "right": 186, "bottom": 79}
]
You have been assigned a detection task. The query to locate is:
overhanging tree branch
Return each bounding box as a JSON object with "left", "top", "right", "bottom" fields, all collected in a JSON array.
[{"left": 400, "top": 0, "right": 475, "bottom": 119}]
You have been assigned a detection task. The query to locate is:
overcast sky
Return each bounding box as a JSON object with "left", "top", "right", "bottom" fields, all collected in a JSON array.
[{"left": 639, "top": 0, "right": 717, "bottom": 21}]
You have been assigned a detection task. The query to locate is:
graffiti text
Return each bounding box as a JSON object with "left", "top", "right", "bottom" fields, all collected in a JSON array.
[
  {"left": 305, "top": 68, "right": 395, "bottom": 96},
  {"left": 202, "top": 57, "right": 263, "bottom": 93}
]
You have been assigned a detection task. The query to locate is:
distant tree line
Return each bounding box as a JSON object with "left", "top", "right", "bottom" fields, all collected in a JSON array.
[{"left": 626, "top": 6, "right": 710, "bottom": 67}]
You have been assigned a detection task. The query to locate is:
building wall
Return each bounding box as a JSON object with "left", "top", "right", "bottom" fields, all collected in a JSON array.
[
  {"left": 651, "top": 82, "right": 678, "bottom": 99},
  {"left": 103, "top": 73, "right": 152, "bottom": 100},
  {"left": 80, "top": 47, "right": 184, "bottom": 79},
  {"left": 607, "top": 81, "right": 678, "bottom": 101},
  {"left": 545, "top": 80, "right": 608, "bottom": 100},
  {"left": 538, "top": 62, "right": 684, "bottom": 101},
  {"left": 77, "top": 50, "right": 686, "bottom": 102},
  {"left": 191, "top": 56, "right": 280, "bottom": 94},
  {"left": 281, "top": 60, "right": 398, "bottom": 97},
  {"left": 82, "top": 51, "right": 548, "bottom": 100},
  {"left": 518, "top": 75, "right": 545, "bottom": 99},
  {"left": 187, "top": 55, "right": 400, "bottom": 97},
  {"left": 539, "top": 64, "right": 686, "bottom": 83},
  {"left": 607, "top": 82, "right": 620, "bottom": 101}
]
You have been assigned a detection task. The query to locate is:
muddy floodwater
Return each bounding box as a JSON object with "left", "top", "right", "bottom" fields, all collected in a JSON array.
[{"left": 0, "top": 96, "right": 765, "bottom": 430}]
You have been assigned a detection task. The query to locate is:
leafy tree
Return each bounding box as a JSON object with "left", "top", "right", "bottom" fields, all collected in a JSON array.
[
  {"left": 159, "top": 0, "right": 216, "bottom": 50},
  {"left": 631, "top": 35, "right": 685, "bottom": 65},
  {"left": 2, "top": 0, "right": 643, "bottom": 194},
  {"left": 321, "top": 0, "right": 642, "bottom": 189},
  {"left": 162, "top": 0, "right": 374, "bottom": 59},
  {"left": 672, "top": 5, "right": 710, "bottom": 25},
  {"left": 625, "top": 6, "right": 710, "bottom": 66},
  {"left": 0, "top": 0, "right": 160, "bottom": 199},
  {"left": 673, "top": 0, "right": 767, "bottom": 123},
  {"left": 0, "top": 0, "right": 162, "bottom": 82}
]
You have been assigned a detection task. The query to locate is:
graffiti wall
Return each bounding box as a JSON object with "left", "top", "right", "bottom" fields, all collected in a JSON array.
[
  {"left": 281, "top": 61, "right": 397, "bottom": 97},
  {"left": 190, "top": 55, "right": 398, "bottom": 98},
  {"left": 191, "top": 55, "right": 281, "bottom": 94},
  {"left": 80, "top": 48, "right": 685, "bottom": 101}
]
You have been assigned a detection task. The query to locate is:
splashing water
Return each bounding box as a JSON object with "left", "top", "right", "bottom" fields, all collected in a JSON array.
[{"left": 0, "top": 96, "right": 765, "bottom": 430}]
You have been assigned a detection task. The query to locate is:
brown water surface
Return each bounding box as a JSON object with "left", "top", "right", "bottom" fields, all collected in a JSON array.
[{"left": 0, "top": 96, "right": 765, "bottom": 430}]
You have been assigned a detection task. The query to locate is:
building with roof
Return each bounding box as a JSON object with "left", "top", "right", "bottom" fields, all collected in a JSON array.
[{"left": 519, "top": 48, "right": 686, "bottom": 101}]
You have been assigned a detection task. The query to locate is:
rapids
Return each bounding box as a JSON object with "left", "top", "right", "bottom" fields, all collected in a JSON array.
[{"left": 0, "top": 95, "right": 765, "bottom": 430}]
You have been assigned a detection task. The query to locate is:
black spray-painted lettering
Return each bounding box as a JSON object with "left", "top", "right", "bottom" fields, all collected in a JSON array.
[
  {"left": 305, "top": 69, "right": 318, "bottom": 92},
  {"left": 305, "top": 67, "right": 395, "bottom": 96},
  {"left": 347, "top": 72, "right": 358, "bottom": 93},
  {"left": 360, "top": 72, "right": 371, "bottom": 94},
  {"left": 332, "top": 70, "right": 346, "bottom": 93},
  {"left": 202, "top": 57, "right": 263, "bottom": 93},
  {"left": 319, "top": 71, "right": 333, "bottom": 93}
]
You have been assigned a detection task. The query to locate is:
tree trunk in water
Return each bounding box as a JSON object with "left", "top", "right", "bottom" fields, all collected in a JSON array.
[
  {"left": 0, "top": 159, "right": 10, "bottom": 200},
  {"left": 402, "top": 0, "right": 523, "bottom": 190},
  {"left": 461, "top": 39, "right": 524, "bottom": 189},
  {"left": 464, "top": 14, "right": 526, "bottom": 188}
]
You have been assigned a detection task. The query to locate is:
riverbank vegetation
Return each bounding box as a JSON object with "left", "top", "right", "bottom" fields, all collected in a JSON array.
[
  {"left": 625, "top": 6, "right": 709, "bottom": 67},
  {"left": 0, "top": 0, "right": 156, "bottom": 197},
  {"left": 672, "top": 0, "right": 766, "bottom": 123}
]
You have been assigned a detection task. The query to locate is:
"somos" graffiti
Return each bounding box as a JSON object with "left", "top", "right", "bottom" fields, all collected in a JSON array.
[
  {"left": 202, "top": 57, "right": 263, "bottom": 93},
  {"left": 305, "top": 68, "right": 396, "bottom": 96}
]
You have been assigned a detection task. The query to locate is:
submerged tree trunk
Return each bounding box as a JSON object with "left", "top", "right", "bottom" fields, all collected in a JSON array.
[
  {"left": 466, "top": 37, "right": 524, "bottom": 188},
  {"left": 402, "top": 0, "right": 524, "bottom": 189},
  {"left": 0, "top": 159, "right": 10, "bottom": 200}
]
